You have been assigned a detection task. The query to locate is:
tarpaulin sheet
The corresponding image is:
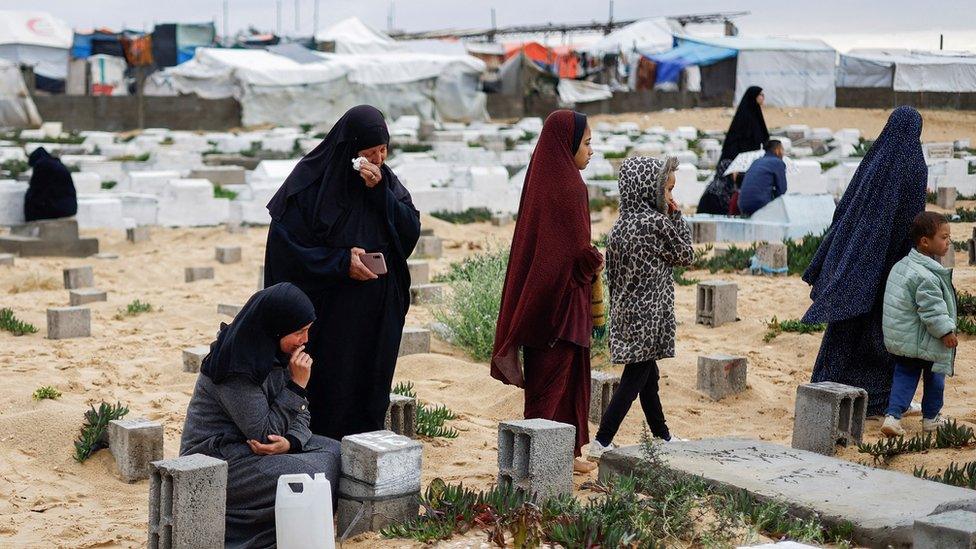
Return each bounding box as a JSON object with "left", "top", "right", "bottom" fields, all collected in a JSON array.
[{"left": 644, "top": 40, "right": 736, "bottom": 84}]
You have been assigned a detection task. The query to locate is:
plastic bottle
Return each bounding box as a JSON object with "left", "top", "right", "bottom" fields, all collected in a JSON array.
[{"left": 275, "top": 473, "right": 335, "bottom": 549}]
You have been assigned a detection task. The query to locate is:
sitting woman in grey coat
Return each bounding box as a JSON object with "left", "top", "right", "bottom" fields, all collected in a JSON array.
[{"left": 180, "top": 282, "right": 340, "bottom": 549}]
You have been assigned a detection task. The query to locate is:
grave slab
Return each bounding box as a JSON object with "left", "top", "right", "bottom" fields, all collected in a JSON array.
[
  {"left": 47, "top": 307, "right": 90, "bottom": 339},
  {"left": 413, "top": 235, "right": 443, "bottom": 258},
  {"left": 217, "top": 303, "right": 243, "bottom": 317},
  {"left": 914, "top": 510, "right": 976, "bottom": 548},
  {"left": 0, "top": 253, "right": 13, "bottom": 266},
  {"left": 109, "top": 418, "right": 164, "bottom": 482},
  {"left": 399, "top": 327, "right": 431, "bottom": 356},
  {"left": 938, "top": 187, "right": 958, "bottom": 210},
  {"left": 63, "top": 266, "right": 94, "bottom": 289},
  {"left": 410, "top": 283, "right": 444, "bottom": 305},
  {"left": 215, "top": 246, "right": 241, "bottom": 264},
  {"left": 599, "top": 438, "right": 976, "bottom": 548},
  {"left": 149, "top": 454, "right": 227, "bottom": 548},
  {"left": 182, "top": 346, "right": 210, "bottom": 373},
  {"left": 185, "top": 267, "right": 214, "bottom": 283},
  {"left": 69, "top": 288, "right": 107, "bottom": 306}
]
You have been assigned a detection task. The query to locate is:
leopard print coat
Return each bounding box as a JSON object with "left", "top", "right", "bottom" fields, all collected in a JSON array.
[{"left": 607, "top": 156, "right": 694, "bottom": 365}]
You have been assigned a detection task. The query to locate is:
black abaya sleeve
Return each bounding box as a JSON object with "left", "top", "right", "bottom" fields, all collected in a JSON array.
[
  {"left": 264, "top": 221, "right": 352, "bottom": 297},
  {"left": 383, "top": 181, "right": 421, "bottom": 259}
]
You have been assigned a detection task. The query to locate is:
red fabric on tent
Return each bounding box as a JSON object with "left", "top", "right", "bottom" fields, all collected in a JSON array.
[{"left": 504, "top": 42, "right": 579, "bottom": 78}]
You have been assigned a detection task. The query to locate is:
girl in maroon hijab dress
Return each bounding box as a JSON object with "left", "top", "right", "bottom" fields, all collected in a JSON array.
[{"left": 492, "top": 110, "right": 602, "bottom": 473}]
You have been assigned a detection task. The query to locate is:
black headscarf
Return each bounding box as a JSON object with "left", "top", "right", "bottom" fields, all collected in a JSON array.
[
  {"left": 200, "top": 283, "right": 316, "bottom": 385},
  {"left": 266, "top": 105, "right": 412, "bottom": 248},
  {"left": 571, "top": 111, "right": 587, "bottom": 155},
  {"left": 25, "top": 147, "right": 78, "bottom": 222},
  {"left": 719, "top": 86, "right": 769, "bottom": 163}
]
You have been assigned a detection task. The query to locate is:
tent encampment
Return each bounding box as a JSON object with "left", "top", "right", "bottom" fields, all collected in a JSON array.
[
  {"left": 315, "top": 17, "right": 398, "bottom": 54},
  {"left": 146, "top": 46, "right": 488, "bottom": 126},
  {"left": 838, "top": 49, "right": 976, "bottom": 92},
  {"left": 0, "top": 58, "right": 42, "bottom": 127},
  {"left": 582, "top": 18, "right": 677, "bottom": 61},
  {"left": 0, "top": 11, "right": 72, "bottom": 81},
  {"left": 647, "top": 35, "right": 837, "bottom": 108}
]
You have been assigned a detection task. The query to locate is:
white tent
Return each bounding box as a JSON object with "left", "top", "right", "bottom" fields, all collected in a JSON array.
[
  {"left": 0, "top": 11, "right": 72, "bottom": 80},
  {"left": 838, "top": 49, "right": 976, "bottom": 92},
  {"left": 147, "top": 47, "right": 488, "bottom": 126},
  {"left": 314, "top": 17, "right": 399, "bottom": 54},
  {"left": 583, "top": 18, "right": 677, "bottom": 60},
  {"left": 0, "top": 58, "right": 41, "bottom": 127},
  {"left": 675, "top": 35, "right": 837, "bottom": 108}
]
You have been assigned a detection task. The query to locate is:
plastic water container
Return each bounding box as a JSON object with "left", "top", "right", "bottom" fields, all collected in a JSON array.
[{"left": 275, "top": 473, "right": 335, "bottom": 549}]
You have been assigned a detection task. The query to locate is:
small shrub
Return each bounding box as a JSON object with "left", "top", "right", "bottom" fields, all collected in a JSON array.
[
  {"left": 213, "top": 185, "right": 238, "bottom": 200},
  {"left": 114, "top": 299, "right": 155, "bottom": 320},
  {"left": 588, "top": 174, "right": 617, "bottom": 181},
  {"left": 392, "top": 381, "right": 460, "bottom": 439},
  {"left": 433, "top": 250, "right": 508, "bottom": 362},
  {"left": 858, "top": 419, "right": 976, "bottom": 465},
  {"left": 819, "top": 160, "right": 839, "bottom": 173},
  {"left": 954, "top": 240, "right": 969, "bottom": 252},
  {"left": 101, "top": 180, "right": 117, "bottom": 190},
  {"left": 1, "top": 159, "right": 29, "bottom": 178},
  {"left": 694, "top": 243, "right": 756, "bottom": 273},
  {"left": 784, "top": 232, "right": 825, "bottom": 275},
  {"left": 958, "top": 291, "right": 976, "bottom": 316},
  {"left": 74, "top": 401, "right": 128, "bottom": 462},
  {"left": 109, "top": 153, "right": 151, "bottom": 162},
  {"left": 603, "top": 149, "right": 630, "bottom": 159},
  {"left": 32, "top": 385, "right": 62, "bottom": 400},
  {"left": 957, "top": 316, "right": 976, "bottom": 336},
  {"left": 851, "top": 138, "right": 873, "bottom": 157},
  {"left": 926, "top": 191, "right": 938, "bottom": 204},
  {"left": 952, "top": 207, "right": 976, "bottom": 223},
  {"left": 430, "top": 208, "right": 493, "bottom": 224},
  {"left": 673, "top": 267, "right": 699, "bottom": 286},
  {"left": 300, "top": 123, "right": 313, "bottom": 133},
  {"left": 397, "top": 143, "right": 432, "bottom": 153},
  {"left": 589, "top": 196, "right": 619, "bottom": 213},
  {"left": 764, "top": 316, "right": 826, "bottom": 342},
  {"left": 0, "top": 308, "right": 38, "bottom": 335},
  {"left": 915, "top": 460, "right": 976, "bottom": 489}
]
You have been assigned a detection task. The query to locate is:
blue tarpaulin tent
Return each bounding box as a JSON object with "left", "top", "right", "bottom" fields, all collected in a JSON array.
[{"left": 643, "top": 40, "right": 736, "bottom": 85}]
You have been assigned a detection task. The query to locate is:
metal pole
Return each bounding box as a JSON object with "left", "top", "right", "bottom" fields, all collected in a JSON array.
[
  {"left": 276, "top": 1, "right": 282, "bottom": 36},
  {"left": 295, "top": 0, "right": 300, "bottom": 33},
  {"left": 489, "top": 8, "right": 496, "bottom": 43},
  {"left": 313, "top": 0, "right": 320, "bottom": 34},
  {"left": 223, "top": 0, "right": 229, "bottom": 46},
  {"left": 940, "top": 34, "right": 944, "bottom": 50}
]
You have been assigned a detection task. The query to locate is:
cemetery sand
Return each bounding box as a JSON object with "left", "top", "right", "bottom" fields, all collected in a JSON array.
[{"left": 2, "top": 220, "right": 976, "bottom": 544}]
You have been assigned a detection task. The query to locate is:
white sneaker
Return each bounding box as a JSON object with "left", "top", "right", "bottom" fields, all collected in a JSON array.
[
  {"left": 904, "top": 402, "right": 922, "bottom": 417},
  {"left": 923, "top": 415, "right": 949, "bottom": 432},
  {"left": 586, "top": 439, "right": 616, "bottom": 461},
  {"left": 662, "top": 435, "right": 689, "bottom": 442},
  {"left": 881, "top": 415, "right": 905, "bottom": 438}
]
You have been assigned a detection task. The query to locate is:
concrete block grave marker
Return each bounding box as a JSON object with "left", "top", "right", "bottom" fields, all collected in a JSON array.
[
  {"left": 148, "top": 454, "right": 227, "bottom": 549},
  {"left": 696, "top": 281, "right": 737, "bottom": 327},
  {"left": 969, "top": 239, "right": 976, "bottom": 266},
  {"left": 69, "top": 288, "right": 107, "bottom": 306},
  {"left": 696, "top": 354, "right": 748, "bottom": 400},
  {"left": 182, "top": 346, "right": 210, "bottom": 373},
  {"left": 337, "top": 431, "right": 422, "bottom": 537},
  {"left": 914, "top": 510, "right": 976, "bottom": 548},
  {"left": 589, "top": 371, "right": 621, "bottom": 424},
  {"left": 754, "top": 242, "right": 788, "bottom": 275},
  {"left": 217, "top": 303, "right": 243, "bottom": 317},
  {"left": 0, "top": 253, "right": 13, "bottom": 266},
  {"left": 491, "top": 213, "right": 513, "bottom": 227},
  {"left": 937, "top": 186, "right": 958, "bottom": 210},
  {"left": 109, "top": 418, "right": 164, "bottom": 482},
  {"left": 414, "top": 235, "right": 443, "bottom": 259},
  {"left": 47, "top": 307, "right": 90, "bottom": 339},
  {"left": 384, "top": 394, "right": 417, "bottom": 438},
  {"left": 692, "top": 221, "right": 717, "bottom": 244},
  {"left": 185, "top": 267, "right": 214, "bottom": 283},
  {"left": 215, "top": 246, "right": 241, "bottom": 264},
  {"left": 410, "top": 283, "right": 444, "bottom": 305},
  {"left": 791, "top": 381, "right": 866, "bottom": 456},
  {"left": 497, "top": 419, "right": 574, "bottom": 499},
  {"left": 398, "top": 327, "right": 430, "bottom": 356},
  {"left": 407, "top": 260, "right": 430, "bottom": 285},
  {"left": 63, "top": 265, "right": 94, "bottom": 289},
  {"left": 126, "top": 226, "right": 150, "bottom": 243}
]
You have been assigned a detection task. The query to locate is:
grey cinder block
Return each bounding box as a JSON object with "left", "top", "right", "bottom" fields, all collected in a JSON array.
[
  {"left": 755, "top": 242, "right": 788, "bottom": 274},
  {"left": 69, "top": 288, "right": 107, "bottom": 306},
  {"left": 969, "top": 239, "right": 975, "bottom": 267},
  {"left": 214, "top": 246, "right": 241, "bottom": 264},
  {"left": 407, "top": 260, "right": 430, "bottom": 285},
  {"left": 413, "top": 235, "right": 443, "bottom": 259},
  {"left": 914, "top": 510, "right": 976, "bottom": 549},
  {"left": 410, "top": 283, "right": 444, "bottom": 305},
  {"left": 47, "top": 307, "right": 91, "bottom": 339},
  {"left": 108, "top": 418, "right": 164, "bottom": 482},
  {"left": 148, "top": 454, "right": 227, "bottom": 549},
  {"left": 497, "top": 419, "right": 574, "bottom": 499},
  {"left": 695, "top": 281, "right": 737, "bottom": 327},
  {"left": 217, "top": 303, "right": 243, "bottom": 317},
  {"left": 189, "top": 166, "right": 246, "bottom": 186},
  {"left": 184, "top": 267, "right": 214, "bottom": 283},
  {"left": 63, "top": 265, "right": 94, "bottom": 289},
  {"left": 491, "top": 213, "right": 513, "bottom": 227},
  {"left": 337, "top": 430, "right": 422, "bottom": 537},
  {"left": 0, "top": 253, "right": 13, "bottom": 266},
  {"left": 11, "top": 218, "right": 80, "bottom": 241},
  {"left": 384, "top": 394, "right": 417, "bottom": 438},
  {"left": 692, "top": 221, "right": 717, "bottom": 244},
  {"left": 589, "top": 371, "right": 621, "bottom": 424},
  {"left": 696, "top": 354, "right": 748, "bottom": 400},
  {"left": 398, "top": 327, "right": 430, "bottom": 356},
  {"left": 126, "top": 226, "right": 150, "bottom": 243},
  {"left": 937, "top": 187, "right": 958, "bottom": 210},
  {"left": 791, "top": 381, "right": 867, "bottom": 456},
  {"left": 182, "top": 346, "right": 210, "bottom": 373}
]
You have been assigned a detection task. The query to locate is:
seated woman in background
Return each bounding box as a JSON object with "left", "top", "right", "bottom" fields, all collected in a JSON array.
[
  {"left": 24, "top": 147, "right": 77, "bottom": 221},
  {"left": 180, "top": 282, "right": 340, "bottom": 549}
]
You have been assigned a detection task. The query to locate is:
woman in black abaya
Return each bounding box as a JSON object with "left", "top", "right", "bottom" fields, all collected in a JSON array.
[
  {"left": 264, "top": 105, "right": 421, "bottom": 441},
  {"left": 697, "top": 86, "right": 769, "bottom": 215},
  {"left": 25, "top": 147, "right": 78, "bottom": 221}
]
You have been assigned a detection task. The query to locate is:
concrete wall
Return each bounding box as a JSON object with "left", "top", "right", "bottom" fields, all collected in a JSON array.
[
  {"left": 486, "top": 90, "right": 732, "bottom": 120},
  {"left": 32, "top": 95, "right": 242, "bottom": 131},
  {"left": 837, "top": 87, "right": 976, "bottom": 110}
]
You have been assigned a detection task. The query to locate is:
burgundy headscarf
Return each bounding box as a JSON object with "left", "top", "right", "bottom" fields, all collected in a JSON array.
[{"left": 491, "top": 110, "right": 597, "bottom": 387}]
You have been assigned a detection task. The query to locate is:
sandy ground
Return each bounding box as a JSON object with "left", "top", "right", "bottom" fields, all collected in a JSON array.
[{"left": 2, "top": 109, "right": 976, "bottom": 547}]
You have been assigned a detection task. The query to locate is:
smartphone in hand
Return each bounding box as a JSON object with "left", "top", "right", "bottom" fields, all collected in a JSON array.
[{"left": 360, "top": 252, "right": 387, "bottom": 275}]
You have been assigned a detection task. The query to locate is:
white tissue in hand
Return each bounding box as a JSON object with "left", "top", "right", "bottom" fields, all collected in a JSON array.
[{"left": 352, "top": 156, "right": 367, "bottom": 171}]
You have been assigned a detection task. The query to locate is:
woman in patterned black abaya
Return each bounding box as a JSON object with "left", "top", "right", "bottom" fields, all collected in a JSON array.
[
  {"left": 802, "top": 106, "right": 928, "bottom": 415},
  {"left": 263, "top": 105, "right": 421, "bottom": 440}
]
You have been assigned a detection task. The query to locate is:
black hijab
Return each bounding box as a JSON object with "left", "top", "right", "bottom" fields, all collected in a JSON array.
[
  {"left": 266, "top": 105, "right": 412, "bottom": 248},
  {"left": 25, "top": 147, "right": 78, "bottom": 222},
  {"left": 571, "top": 111, "right": 587, "bottom": 154},
  {"left": 719, "top": 86, "right": 769, "bottom": 163},
  {"left": 200, "top": 283, "right": 316, "bottom": 385}
]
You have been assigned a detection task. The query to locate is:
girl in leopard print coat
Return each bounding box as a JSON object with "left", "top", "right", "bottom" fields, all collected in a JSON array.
[{"left": 589, "top": 156, "right": 694, "bottom": 455}]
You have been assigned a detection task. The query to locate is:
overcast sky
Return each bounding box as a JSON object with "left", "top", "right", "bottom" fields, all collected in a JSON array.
[{"left": 4, "top": 0, "right": 976, "bottom": 51}]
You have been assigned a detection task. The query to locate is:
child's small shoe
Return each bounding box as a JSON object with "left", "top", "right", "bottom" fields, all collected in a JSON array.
[
  {"left": 881, "top": 415, "right": 905, "bottom": 438},
  {"left": 903, "top": 402, "right": 923, "bottom": 417},
  {"left": 586, "top": 439, "right": 616, "bottom": 462},
  {"left": 923, "top": 414, "right": 949, "bottom": 432}
]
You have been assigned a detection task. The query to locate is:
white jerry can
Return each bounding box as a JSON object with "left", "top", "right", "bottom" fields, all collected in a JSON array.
[{"left": 275, "top": 473, "right": 336, "bottom": 549}]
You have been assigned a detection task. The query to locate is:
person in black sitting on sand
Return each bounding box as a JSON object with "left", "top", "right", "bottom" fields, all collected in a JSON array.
[{"left": 24, "top": 147, "right": 77, "bottom": 221}]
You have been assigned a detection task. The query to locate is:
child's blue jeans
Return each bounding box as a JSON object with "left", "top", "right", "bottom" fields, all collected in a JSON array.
[{"left": 885, "top": 358, "right": 945, "bottom": 420}]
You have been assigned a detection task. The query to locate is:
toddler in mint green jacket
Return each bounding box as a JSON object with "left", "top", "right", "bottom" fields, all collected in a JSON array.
[{"left": 881, "top": 212, "right": 957, "bottom": 437}]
